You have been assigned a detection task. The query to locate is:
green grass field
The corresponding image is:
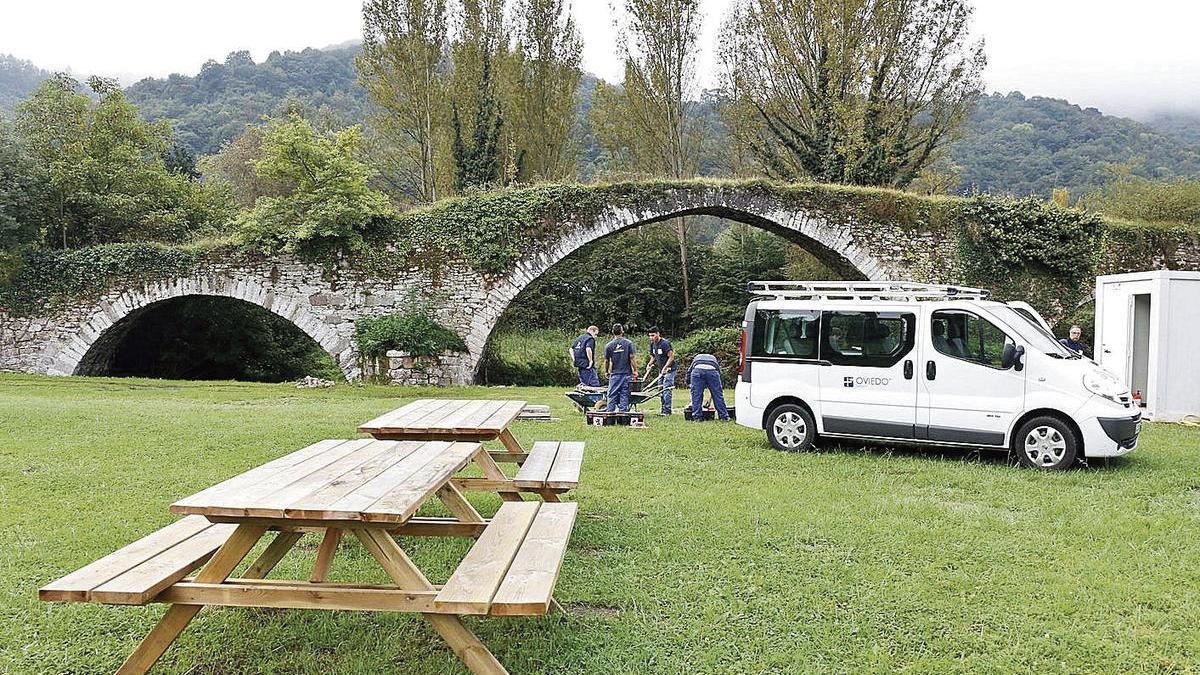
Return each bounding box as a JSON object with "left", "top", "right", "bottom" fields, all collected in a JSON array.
[{"left": 2, "top": 374, "right": 1199, "bottom": 673}]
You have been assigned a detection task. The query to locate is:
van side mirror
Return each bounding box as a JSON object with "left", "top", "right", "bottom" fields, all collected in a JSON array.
[{"left": 1002, "top": 343, "right": 1025, "bottom": 370}]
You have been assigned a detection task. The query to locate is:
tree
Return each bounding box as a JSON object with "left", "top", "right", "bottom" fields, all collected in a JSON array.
[
  {"left": 13, "top": 74, "right": 232, "bottom": 247},
  {"left": 451, "top": 53, "right": 505, "bottom": 190},
  {"left": 235, "top": 115, "right": 394, "bottom": 256},
  {"left": 358, "top": 0, "right": 449, "bottom": 203},
  {"left": 511, "top": 0, "right": 583, "bottom": 181},
  {"left": 448, "top": 0, "right": 509, "bottom": 191},
  {"left": 199, "top": 125, "right": 296, "bottom": 209},
  {"left": 719, "top": 0, "right": 986, "bottom": 188},
  {"left": 0, "top": 116, "right": 45, "bottom": 278},
  {"left": 600, "top": 0, "right": 705, "bottom": 307}
]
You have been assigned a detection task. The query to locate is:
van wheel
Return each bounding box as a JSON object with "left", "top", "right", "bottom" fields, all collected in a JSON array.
[
  {"left": 1014, "top": 416, "right": 1078, "bottom": 470},
  {"left": 767, "top": 404, "right": 816, "bottom": 452}
]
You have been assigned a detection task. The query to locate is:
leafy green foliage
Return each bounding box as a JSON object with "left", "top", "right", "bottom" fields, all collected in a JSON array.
[
  {"left": 0, "top": 54, "right": 52, "bottom": 113},
  {"left": 13, "top": 75, "right": 233, "bottom": 248},
  {"left": 0, "top": 243, "right": 199, "bottom": 315},
  {"left": 235, "top": 116, "right": 393, "bottom": 256},
  {"left": 1082, "top": 172, "right": 1200, "bottom": 226},
  {"left": 948, "top": 93, "right": 1200, "bottom": 197},
  {"left": 451, "top": 53, "right": 505, "bottom": 191},
  {"left": 479, "top": 329, "right": 578, "bottom": 386},
  {"left": 957, "top": 196, "right": 1103, "bottom": 317},
  {"left": 125, "top": 47, "right": 367, "bottom": 156},
  {"left": 354, "top": 309, "right": 466, "bottom": 359},
  {"left": 673, "top": 326, "right": 742, "bottom": 386}
]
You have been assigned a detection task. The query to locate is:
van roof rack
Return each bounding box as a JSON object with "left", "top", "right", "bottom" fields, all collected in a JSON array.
[{"left": 746, "top": 281, "right": 991, "bottom": 301}]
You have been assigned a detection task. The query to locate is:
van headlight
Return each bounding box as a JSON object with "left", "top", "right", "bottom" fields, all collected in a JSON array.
[{"left": 1083, "top": 369, "right": 1128, "bottom": 403}]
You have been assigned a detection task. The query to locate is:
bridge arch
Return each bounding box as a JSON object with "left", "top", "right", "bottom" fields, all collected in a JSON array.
[
  {"left": 44, "top": 274, "right": 358, "bottom": 380},
  {"left": 463, "top": 187, "right": 904, "bottom": 373}
]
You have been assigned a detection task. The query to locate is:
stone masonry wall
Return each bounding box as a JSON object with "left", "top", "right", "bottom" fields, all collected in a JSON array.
[{"left": 361, "top": 350, "right": 474, "bottom": 387}]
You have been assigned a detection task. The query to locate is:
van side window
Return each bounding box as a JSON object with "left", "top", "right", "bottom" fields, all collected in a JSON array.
[
  {"left": 820, "top": 311, "right": 915, "bottom": 367},
  {"left": 931, "top": 310, "right": 1015, "bottom": 369},
  {"left": 751, "top": 310, "right": 820, "bottom": 359}
]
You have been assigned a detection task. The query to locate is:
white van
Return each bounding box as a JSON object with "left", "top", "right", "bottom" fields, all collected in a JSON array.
[{"left": 734, "top": 282, "right": 1141, "bottom": 470}]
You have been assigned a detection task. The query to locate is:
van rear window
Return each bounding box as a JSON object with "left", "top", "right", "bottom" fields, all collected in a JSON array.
[{"left": 751, "top": 310, "right": 820, "bottom": 359}]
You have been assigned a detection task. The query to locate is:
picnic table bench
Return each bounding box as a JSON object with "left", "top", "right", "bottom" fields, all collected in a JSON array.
[
  {"left": 359, "top": 399, "right": 585, "bottom": 502},
  {"left": 40, "top": 438, "right": 578, "bottom": 674}
]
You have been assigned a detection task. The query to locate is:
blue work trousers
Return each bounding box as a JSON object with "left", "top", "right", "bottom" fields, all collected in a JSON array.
[
  {"left": 578, "top": 367, "right": 599, "bottom": 387},
  {"left": 689, "top": 368, "right": 729, "bottom": 420},
  {"left": 658, "top": 367, "right": 675, "bottom": 414},
  {"left": 606, "top": 372, "right": 632, "bottom": 412}
]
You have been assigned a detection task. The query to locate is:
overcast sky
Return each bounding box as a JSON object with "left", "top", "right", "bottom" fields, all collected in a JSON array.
[{"left": 2, "top": 0, "right": 1197, "bottom": 120}]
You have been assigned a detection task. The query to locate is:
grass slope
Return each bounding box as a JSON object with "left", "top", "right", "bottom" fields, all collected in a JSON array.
[{"left": 1, "top": 375, "right": 1198, "bottom": 673}]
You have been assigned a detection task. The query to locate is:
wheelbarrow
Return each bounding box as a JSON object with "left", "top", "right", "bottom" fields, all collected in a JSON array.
[{"left": 565, "top": 371, "right": 666, "bottom": 412}]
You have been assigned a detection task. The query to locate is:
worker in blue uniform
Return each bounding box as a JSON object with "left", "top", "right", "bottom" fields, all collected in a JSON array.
[
  {"left": 603, "top": 323, "right": 638, "bottom": 412},
  {"left": 569, "top": 325, "right": 600, "bottom": 386},
  {"left": 688, "top": 353, "right": 730, "bottom": 421},
  {"left": 642, "top": 326, "right": 675, "bottom": 415}
]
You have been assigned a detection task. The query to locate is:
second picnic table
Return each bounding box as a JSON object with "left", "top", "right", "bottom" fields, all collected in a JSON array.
[{"left": 359, "top": 398, "right": 584, "bottom": 502}]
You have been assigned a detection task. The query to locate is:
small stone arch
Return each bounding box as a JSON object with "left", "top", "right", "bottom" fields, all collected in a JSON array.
[
  {"left": 45, "top": 274, "right": 358, "bottom": 380},
  {"left": 462, "top": 186, "right": 906, "bottom": 375}
]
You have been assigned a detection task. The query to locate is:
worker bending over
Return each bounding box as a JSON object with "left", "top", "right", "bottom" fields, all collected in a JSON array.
[
  {"left": 604, "top": 323, "right": 638, "bottom": 412},
  {"left": 569, "top": 325, "right": 600, "bottom": 386},
  {"left": 688, "top": 353, "right": 730, "bottom": 421},
  {"left": 642, "top": 326, "right": 675, "bottom": 416}
]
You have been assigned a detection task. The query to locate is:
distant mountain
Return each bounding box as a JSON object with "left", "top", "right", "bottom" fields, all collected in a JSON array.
[
  {"left": 124, "top": 46, "right": 368, "bottom": 155},
  {"left": 0, "top": 54, "right": 52, "bottom": 114},
  {"left": 948, "top": 92, "right": 1200, "bottom": 197},
  {"left": 1143, "top": 111, "right": 1200, "bottom": 148}
]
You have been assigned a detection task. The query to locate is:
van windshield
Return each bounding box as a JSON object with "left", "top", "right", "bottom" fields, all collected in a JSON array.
[{"left": 990, "top": 306, "right": 1080, "bottom": 359}]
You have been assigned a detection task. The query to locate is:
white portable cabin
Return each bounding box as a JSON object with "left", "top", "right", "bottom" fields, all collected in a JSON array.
[{"left": 1094, "top": 270, "right": 1200, "bottom": 422}]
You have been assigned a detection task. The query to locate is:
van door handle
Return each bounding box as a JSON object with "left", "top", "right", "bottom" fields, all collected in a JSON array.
[
  {"left": 926, "top": 360, "right": 936, "bottom": 380},
  {"left": 904, "top": 360, "right": 914, "bottom": 380}
]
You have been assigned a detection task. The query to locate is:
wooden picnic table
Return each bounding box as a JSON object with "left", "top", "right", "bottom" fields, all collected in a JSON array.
[
  {"left": 41, "top": 438, "right": 577, "bottom": 675},
  {"left": 358, "top": 399, "right": 530, "bottom": 459}
]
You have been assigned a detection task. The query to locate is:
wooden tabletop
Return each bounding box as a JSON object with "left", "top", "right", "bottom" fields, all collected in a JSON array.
[
  {"left": 358, "top": 399, "right": 527, "bottom": 437},
  {"left": 170, "top": 439, "right": 482, "bottom": 525}
]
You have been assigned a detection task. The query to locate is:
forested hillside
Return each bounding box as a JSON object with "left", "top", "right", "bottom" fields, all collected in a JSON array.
[
  {"left": 1145, "top": 111, "right": 1200, "bottom": 147},
  {"left": 124, "top": 46, "right": 368, "bottom": 155},
  {"left": 0, "top": 55, "right": 52, "bottom": 113},
  {"left": 948, "top": 93, "right": 1200, "bottom": 196}
]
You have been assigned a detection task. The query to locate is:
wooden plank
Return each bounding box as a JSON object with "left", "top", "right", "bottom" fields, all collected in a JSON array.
[
  {"left": 496, "top": 428, "right": 526, "bottom": 457},
  {"left": 490, "top": 502, "right": 578, "bottom": 616},
  {"left": 360, "top": 442, "right": 483, "bottom": 523},
  {"left": 171, "top": 439, "right": 370, "bottom": 517},
  {"left": 90, "top": 523, "right": 239, "bottom": 605},
  {"left": 435, "top": 482, "right": 485, "bottom": 524},
  {"left": 478, "top": 401, "right": 527, "bottom": 432},
  {"left": 115, "top": 524, "right": 266, "bottom": 675},
  {"left": 406, "top": 399, "right": 475, "bottom": 430},
  {"left": 284, "top": 441, "right": 426, "bottom": 518},
  {"left": 309, "top": 529, "right": 343, "bottom": 583},
  {"left": 546, "top": 442, "right": 585, "bottom": 489},
  {"left": 169, "top": 440, "right": 347, "bottom": 511},
  {"left": 39, "top": 516, "right": 215, "bottom": 603},
  {"left": 310, "top": 441, "right": 456, "bottom": 521},
  {"left": 454, "top": 400, "right": 508, "bottom": 430},
  {"left": 155, "top": 581, "right": 438, "bottom": 613},
  {"left": 512, "top": 442, "right": 559, "bottom": 488},
  {"left": 434, "top": 502, "right": 540, "bottom": 615},
  {"left": 356, "top": 399, "right": 440, "bottom": 434},
  {"left": 436, "top": 399, "right": 496, "bottom": 432},
  {"left": 391, "top": 517, "right": 489, "bottom": 538},
  {"left": 241, "top": 439, "right": 397, "bottom": 518},
  {"left": 242, "top": 531, "right": 304, "bottom": 580},
  {"left": 487, "top": 450, "right": 528, "bottom": 463}
]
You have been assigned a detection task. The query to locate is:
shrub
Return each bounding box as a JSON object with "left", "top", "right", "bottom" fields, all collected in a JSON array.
[
  {"left": 353, "top": 310, "right": 466, "bottom": 359},
  {"left": 479, "top": 329, "right": 579, "bottom": 387}
]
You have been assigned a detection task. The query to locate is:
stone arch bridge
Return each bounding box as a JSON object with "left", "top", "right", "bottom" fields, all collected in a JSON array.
[{"left": 2, "top": 183, "right": 1198, "bottom": 384}]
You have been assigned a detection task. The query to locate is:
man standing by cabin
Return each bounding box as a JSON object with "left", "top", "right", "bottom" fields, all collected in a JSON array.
[
  {"left": 604, "top": 323, "right": 638, "bottom": 412},
  {"left": 569, "top": 325, "right": 600, "bottom": 386},
  {"left": 642, "top": 326, "right": 675, "bottom": 415}
]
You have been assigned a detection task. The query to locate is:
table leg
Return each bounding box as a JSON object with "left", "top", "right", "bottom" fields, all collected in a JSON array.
[
  {"left": 473, "top": 451, "right": 523, "bottom": 503},
  {"left": 496, "top": 429, "right": 526, "bottom": 465},
  {"left": 117, "top": 524, "right": 267, "bottom": 675},
  {"left": 436, "top": 483, "right": 486, "bottom": 524},
  {"left": 243, "top": 531, "right": 304, "bottom": 580},
  {"left": 353, "top": 529, "right": 508, "bottom": 675},
  {"left": 309, "top": 528, "right": 343, "bottom": 583}
]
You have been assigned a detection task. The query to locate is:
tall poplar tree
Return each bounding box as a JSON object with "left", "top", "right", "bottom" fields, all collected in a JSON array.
[
  {"left": 358, "top": 0, "right": 449, "bottom": 203},
  {"left": 601, "top": 0, "right": 704, "bottom": 307},
  {"left": 718, "top": 0, "right": 986, "bottom": 188},
  {"left": 512, "top": 0, "right": 583, "bottom": 181}
]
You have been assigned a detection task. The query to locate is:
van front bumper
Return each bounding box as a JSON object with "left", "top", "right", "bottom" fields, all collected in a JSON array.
[{"left": 1082, "top": 412, "right": 1141, "bottom": 457}]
